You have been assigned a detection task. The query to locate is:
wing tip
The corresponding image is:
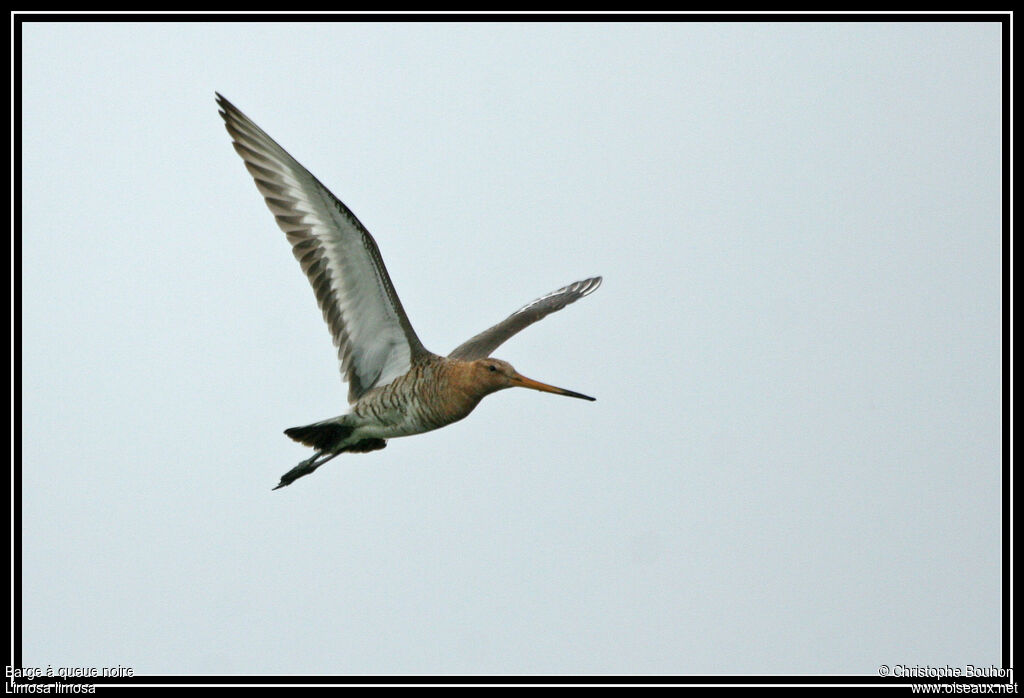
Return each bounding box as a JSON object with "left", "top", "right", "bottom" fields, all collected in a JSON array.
[
  {"left": 215, "top": 92, "right": 248, "bottom": 128},
  {"left": 579, "top": 275, "right": 602, "bottom": 296}
]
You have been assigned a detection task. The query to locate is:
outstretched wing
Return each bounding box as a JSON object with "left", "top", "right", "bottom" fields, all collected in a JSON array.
[
  {"left": 449, "top": 277, "right": 602, "bottom": 360},
  {"left": 217, "top": 93, "right": 430, "bottom": 403}
]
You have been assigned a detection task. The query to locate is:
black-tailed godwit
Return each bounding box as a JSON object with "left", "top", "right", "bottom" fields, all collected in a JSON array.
[{"left": 216, "top": 94, "right": 601, "bottom": 489}]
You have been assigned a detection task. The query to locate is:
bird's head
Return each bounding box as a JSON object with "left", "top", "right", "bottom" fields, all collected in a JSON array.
[{"left": 470, "top": 358, "right": 595, "bottom": 401}]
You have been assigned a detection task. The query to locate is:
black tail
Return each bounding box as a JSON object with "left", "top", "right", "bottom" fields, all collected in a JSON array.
[{"left": 284, "top": 421, "right": 354, "bottom": 451}]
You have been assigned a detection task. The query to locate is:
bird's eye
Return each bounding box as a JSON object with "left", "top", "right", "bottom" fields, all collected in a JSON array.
[{"left": 488, "top": 365, "right": 497, "bottom": 372}]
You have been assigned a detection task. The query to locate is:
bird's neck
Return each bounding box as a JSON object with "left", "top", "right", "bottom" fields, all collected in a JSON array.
[{"left": 434, "top": 359, "right": 494, "bottom": 420}]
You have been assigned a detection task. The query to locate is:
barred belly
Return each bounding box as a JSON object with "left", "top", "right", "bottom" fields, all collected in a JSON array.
[{"left": 349, "top": 359, "right": 480, "bottom": 440}]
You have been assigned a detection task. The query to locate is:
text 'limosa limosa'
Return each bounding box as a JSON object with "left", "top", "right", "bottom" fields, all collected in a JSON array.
[{"left": 217, "top": 94, "right": 602, "bottom": 490}]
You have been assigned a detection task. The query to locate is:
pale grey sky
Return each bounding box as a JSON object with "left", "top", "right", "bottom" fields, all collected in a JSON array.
[{"left": 20, "top": 21, "right": 1002, "bottom": 675}]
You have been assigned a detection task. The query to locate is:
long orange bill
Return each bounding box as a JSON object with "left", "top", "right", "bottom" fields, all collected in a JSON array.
[{"left": 513, "top": 373, "right": 596, "bottom": 401}]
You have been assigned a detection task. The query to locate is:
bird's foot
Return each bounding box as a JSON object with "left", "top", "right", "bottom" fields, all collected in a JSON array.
[{"left": 273, "top": 452, "right": 325, "bottom": 490}]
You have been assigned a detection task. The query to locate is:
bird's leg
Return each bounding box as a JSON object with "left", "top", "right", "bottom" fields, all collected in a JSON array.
[{"left": 273, "top": 450, "right": 343, "bottom": 490}]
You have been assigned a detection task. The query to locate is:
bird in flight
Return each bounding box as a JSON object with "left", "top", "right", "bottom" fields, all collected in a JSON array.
[{"left": 216, "top": 94, "right": 601, "bottom": 490}]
